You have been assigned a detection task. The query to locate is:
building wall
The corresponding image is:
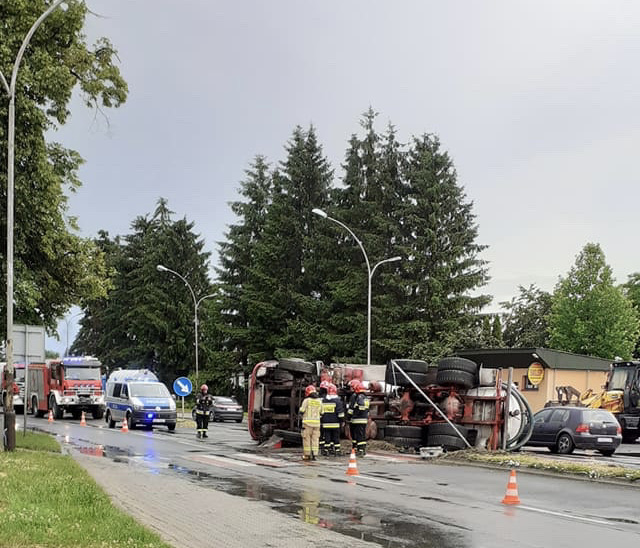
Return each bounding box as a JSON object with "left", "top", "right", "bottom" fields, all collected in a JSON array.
[{"left": 513, "top": 367, "right": 608, "bottom": 412}]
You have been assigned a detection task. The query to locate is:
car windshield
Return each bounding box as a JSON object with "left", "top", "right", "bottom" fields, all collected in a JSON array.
[
  {"left": 215, "top": 397, "right": 237, "bottom": 405},
  {"left": 582, "top": 410, "right": 616, "bottom": 422},
  {"left": 64, "top": 367, "right": 100, "bottom": 381},
  {"left": 130, "top": 383, "right": 170, "bottom": 398}
]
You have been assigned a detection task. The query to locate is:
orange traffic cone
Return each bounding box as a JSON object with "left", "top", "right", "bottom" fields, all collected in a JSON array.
[
  {"left": 121, "top": 418, "right": 129, "bottom": 433},
  {"left": 47, "top": 409, "right": 54, "bottom": 422},
  {"left": 80, "top": 411, "right": 87, "bottom": 426},
  {"left": 501, "top": 469, "right": 521, "bottom": 505},
  {"left": 346, "top": 449, "right": 359, "bottom": 476}
]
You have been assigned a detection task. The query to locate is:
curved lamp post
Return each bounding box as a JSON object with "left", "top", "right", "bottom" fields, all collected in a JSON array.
[
  {"left": 1, "top": 0, "right": 68, "bottom": 451},
  {"left": 157, "top": 265, "right": 215, "bottom": 384},
  {"left": 312, "top": 208, "right": 401, "bottom": 366}
]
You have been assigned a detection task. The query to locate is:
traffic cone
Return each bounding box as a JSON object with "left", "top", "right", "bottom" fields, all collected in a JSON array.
[
  {"left": 121, "top": 418, "right": 129, "bottom": 433},
  {"left": 47, "top": 410, "right": 54, "bottom": 422},
  {"left": 501, "top": 469, "right": 521, "bottom": 505},
  {"left": 346, "top": 449, "right": 359, "bottom": 476},
  {"left": 80, "top": 411, "right": 87, "bottom": 426}
]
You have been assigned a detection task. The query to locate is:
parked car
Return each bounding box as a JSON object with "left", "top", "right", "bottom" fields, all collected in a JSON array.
[
  {"left": 192, "top": 396, "right": 244, "bottom": 423},
  {"left": 527, "top": 406, "right": 622, "bottom": 456}
]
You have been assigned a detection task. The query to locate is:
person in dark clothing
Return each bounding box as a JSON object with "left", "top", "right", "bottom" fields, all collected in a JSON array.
[
  {"left": 321, "top": 383, "right": 344, "bottom": 456},
  {"left": 318, "top": 380, "right": 331, "bottom": 455},
  {"left": 195, "top": 384, "right": 214, "bottom": 439},
  {"left": 347, "top": 381, "right": 370, "bottom": 456}
]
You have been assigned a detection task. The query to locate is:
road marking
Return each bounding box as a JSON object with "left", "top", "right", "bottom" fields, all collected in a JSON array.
[
  {"left": 519, "top": 505, "right": 612, "bottom": 526},
  {"left": 189, "top": 454, "right": 256, "bottom": 468},
  {"left": 355, "top": 474, "right": 402, "bottom": 485},
  {"left": 231, "top": 453, "right": 297, "bottom": 467}
]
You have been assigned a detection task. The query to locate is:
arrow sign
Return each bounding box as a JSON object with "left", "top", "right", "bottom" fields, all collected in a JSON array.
[{"left": 173, "top": 376, "right": 192, "bottom": 397}]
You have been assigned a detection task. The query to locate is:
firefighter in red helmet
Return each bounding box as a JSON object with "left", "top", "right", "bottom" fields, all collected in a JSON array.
[
  {"left": 299, "top": 384, "right": 323, "bottom": 460},
  {"left": 347, "top": 381, "right": 370, "bottom": 456},
  {"left": 321, "top": 383, "right": 345, "bottom": 457},
  {"left": 318, "top": 380, "right": 331, "bottom": 455},
  {"left": 195, "top": 383, "right": 214, "bottom": 439}
]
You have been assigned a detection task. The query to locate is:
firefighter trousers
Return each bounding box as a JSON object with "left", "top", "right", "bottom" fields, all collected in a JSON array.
[
  {"left": 302, "top": 425, "right": 320, "bottom": 458},
  {"left": 351, "top": 423, "right": 367, "bottom": 454},
  {"left": 196, "top": 411, "right": 210, "bottom": 437}
]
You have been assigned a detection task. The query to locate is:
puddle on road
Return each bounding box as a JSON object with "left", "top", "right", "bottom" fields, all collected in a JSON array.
[{"left": 167, "top": 463, "right": 465, "bottom": 547}]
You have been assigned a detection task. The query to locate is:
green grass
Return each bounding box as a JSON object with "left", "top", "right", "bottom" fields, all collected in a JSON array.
[
  {"left": 0, "top": 432, "right": 171, "bottom": 548},
  {"left": 440, "top": 449, "right": 640, "bottom": 482}
]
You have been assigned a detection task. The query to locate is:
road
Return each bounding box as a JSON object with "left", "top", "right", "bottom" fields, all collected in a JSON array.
[{"left": 20, "top": 414, "right": 640, "bottom": 547}]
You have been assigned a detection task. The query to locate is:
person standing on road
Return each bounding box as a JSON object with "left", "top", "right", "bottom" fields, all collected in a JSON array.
[
  {"left": 348, "top": 381, "right": 370, "bottom": 456},
  {"left": 299, "top": 384, "right": 323, "bottom": 461},
  {"left": 195, "top": 384, "right": 214, "bottom": 439},
  {"left": 318, "top": 380, "right": 330, "bottom": 456},
  {"left": 321, "top": 383, "right": 344, "bottom": 457}
]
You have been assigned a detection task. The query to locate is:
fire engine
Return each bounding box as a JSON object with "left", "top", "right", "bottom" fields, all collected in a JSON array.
[{"left": 24, "top": 356, "right": 105, "bottom": 419}]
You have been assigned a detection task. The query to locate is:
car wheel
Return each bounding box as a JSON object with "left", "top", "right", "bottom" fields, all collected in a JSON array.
[
  {"left": 127, "top": 414, "right": 135, "bottom": 430},
  {"left": 106, "top": 411, "right": 115, "bottom": 429},
  {"left": 556, "top": 433, "right": 574, "bottom": 454},
  {"left": 167, "top": 423, "right": 176, "bottom": 432},
  {"left": 598, "top": 449, "right": 615, "bottom": 457}
]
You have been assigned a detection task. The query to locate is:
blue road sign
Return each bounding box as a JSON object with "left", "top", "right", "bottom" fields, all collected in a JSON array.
[{"left": 173, "top": 376, "right": 193, "bottom": 397}]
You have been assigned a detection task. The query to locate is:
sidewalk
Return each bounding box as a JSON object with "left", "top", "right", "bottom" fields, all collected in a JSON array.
[{"left": 72, "top": 449, "right": 379, "bottom": 548}]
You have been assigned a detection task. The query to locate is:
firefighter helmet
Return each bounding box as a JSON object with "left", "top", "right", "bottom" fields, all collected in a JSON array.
[
  {"left": 200, "top": 384, "right": 208, "bottom": 393},
  {"left": 348, "top": 379, "right": 361, "bottom": 391},
  {"left": 305, "top": 384, "right": 317, "bottom": 397},
  {"left": 327, "top": 383, "right": 338, "bottom": 395},
  {"left": 319, "top": 380, "right": 331, "bottom": 390},
  {"left": 355, "top": 381, "right": 366, "bottom": 393}
]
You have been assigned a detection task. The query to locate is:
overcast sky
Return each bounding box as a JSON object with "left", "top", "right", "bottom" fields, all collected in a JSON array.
[{"left": 49, "top": 1, "right": 640, "bottom": 353}]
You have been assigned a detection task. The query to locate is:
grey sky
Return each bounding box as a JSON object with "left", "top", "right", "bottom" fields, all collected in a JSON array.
[{"left": 49, "top": 1, "right": 640, "bottom": 353}]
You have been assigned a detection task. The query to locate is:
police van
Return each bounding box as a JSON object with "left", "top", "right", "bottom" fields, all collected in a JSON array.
[{"left": 105, "top": 369, "right": 177, "bottom": 431}]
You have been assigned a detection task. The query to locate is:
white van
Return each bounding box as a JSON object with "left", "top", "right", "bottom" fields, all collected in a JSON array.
[{"left": 105, "top": 369, "right": 177, "bottom": 431}]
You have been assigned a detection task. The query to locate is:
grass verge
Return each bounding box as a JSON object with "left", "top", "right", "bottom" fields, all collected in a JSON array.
[
  {"left": 439, "top": 449, "right": 640, "bottom": 482},
  {"left": 0, "top": 432, "right": 171, "bottom": 548}
]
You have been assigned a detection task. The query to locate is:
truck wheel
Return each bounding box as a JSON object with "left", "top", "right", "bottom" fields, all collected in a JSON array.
[
  {"left": 167, "top": 423, "right": 176, "bottom": 432},
  {"left": 390, "top": 360, "right": 431, "bottom": 373},
  {"left": 385, "top": 425, "right": 425, "bottom": 438},
  {"left": 427, "top": 422, "right": 469, "bottom": 438},
  {"left": 92, "top": 408, "right": 104, "bottom": 420},
  {"left": 385, "top": 436, "right": 422, "bottom": 448},
  {"left": 437, "top": 357, "right": 478, "bottom": 374},
  {"left": 106, "top": 411, "right": 115, "bottom": 429},
  {"left": 277, "top": 358, "right": 316, "bottom": 374},
  {"left": 51, "top": 397, "right": 63, "bottom": 420},
  {"left": 425, "top": 433, "right": 467, "bottom": 451},
  {"left": 435, "top": 370, "right": 475, "bottom": 389}
]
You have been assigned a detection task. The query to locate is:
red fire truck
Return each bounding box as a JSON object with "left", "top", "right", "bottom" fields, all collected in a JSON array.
[{"left": 24, "top": 356, "right": 105, "bottom": 420}]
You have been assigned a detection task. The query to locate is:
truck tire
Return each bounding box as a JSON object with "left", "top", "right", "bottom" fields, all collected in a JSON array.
[
  {"left": 106, "top": 410, "right": 116, "bottom": 428},
  {"left": 425, "top": 433, "right": 467, "bottom": 451},
  {"left": 390, "top": 360, "right": 431, "bottom": 373},
  {"left": 92, "top": 408, "right": 104, "bottom": 420},
  {"left": 437, "top": 357, "right": 478, "bottom": 374},
  {"left": 386, "top": 369, "right": 430, "bottom": 387},
  {"left": 436, "top": 370, "right": 475, "bottom": 389},
  {"left": 385, "top": 436, "right": 422, "bottom": 448},
  {"left": 427, "top": 422, "right": 469, "bottom": 438},
  {"left": 50, "top": 397, "right": 63, "bottom": 420},
  {"left": 385, "top": 425, "right": 425, "bottom": 439},
  {"left": 277, "top": 358, "right": 315, "bottom": 375}
]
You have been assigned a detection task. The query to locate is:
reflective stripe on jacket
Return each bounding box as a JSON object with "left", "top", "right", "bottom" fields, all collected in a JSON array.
[
  {"left": 321, "top": 395, "right": 344, "bottom": 428},
  {"left": 348, "top": 393, "right": 370, "bottom": 424},
  {"left": 300, "top": 397, "right": 324, "bottom": 426}
]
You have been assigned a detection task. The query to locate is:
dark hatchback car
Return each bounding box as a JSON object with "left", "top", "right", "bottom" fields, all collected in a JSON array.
[
  {"left": 528, "top": 406, "right": 622, "bottom": 456},
  {"left": 192, "top": 396, "right": 244, "bottom": 423}
]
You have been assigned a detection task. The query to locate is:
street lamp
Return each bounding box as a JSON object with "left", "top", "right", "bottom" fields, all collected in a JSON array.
[
  {"left": 156, "top": 265, "right": 215, "bottom": 384},
  {"left": 312, "top": 208, "right": 401, "bottom": 366},
  {"left": 1, "top": 0, "right": 68, "bottom": 451},
  {"left": 62, "top": 311, "right": 84, "bottom": 356}
]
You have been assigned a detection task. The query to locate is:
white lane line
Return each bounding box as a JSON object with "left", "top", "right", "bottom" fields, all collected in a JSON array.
[
  {"left": 519, "top": 505, "right": 612, "bottom": 526},
  {"left": 190, "top": 454, "right": 256, "bottom": 467},
  {"left": 231, "top": 453, "right": 297, "bottom": 467},
  {"left": 355, "top": 474, "right": 402, "bottom": 485}
]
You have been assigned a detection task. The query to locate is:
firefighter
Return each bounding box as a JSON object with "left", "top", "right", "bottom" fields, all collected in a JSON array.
[
  {"left": 347, "top": 380, "right": 370, "bottom": 456},
  {"left": 318, "top": 380, "right": 331, "bottom": 455},
  {"left": 322, "top": 383, "right": 344, "bottom": 457},
  {"left": 299, "top": 384, "right": 323, "bottom": 460},
  {"left": 195, "top": 384, "right": 214, "bottom": 439}
]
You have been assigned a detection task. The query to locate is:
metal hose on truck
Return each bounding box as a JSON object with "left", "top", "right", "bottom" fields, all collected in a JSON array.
[{"left": 503, "top": 382, "right": 534, "bottom": 451}]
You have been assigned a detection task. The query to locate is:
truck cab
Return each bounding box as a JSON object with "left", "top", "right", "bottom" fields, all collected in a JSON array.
[{"left": 48, "top": 356, "right": 106, "bottom": 419}]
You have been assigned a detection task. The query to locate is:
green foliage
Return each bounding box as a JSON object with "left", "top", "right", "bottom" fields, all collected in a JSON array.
[
  {"left": 0, "top": 1, "right": 127, "bottom": 333},
  {"left": 500, "top": 284, "right": 552, "bottom": 348},
  {"left": 73, "top": 199, "right": 212, "bottom": 383},
  {"left": 548, "top": 243, "right": 640, "bottom": 359},
  {"left": 622, "top": 273, "right": 640, "bottom": 358}
]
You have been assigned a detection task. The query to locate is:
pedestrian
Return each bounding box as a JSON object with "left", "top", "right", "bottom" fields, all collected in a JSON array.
[
  {"left": 195, "top": 384, "right": 214, "bottom": 439},
  {"left": 347, "top": 380, "right": 370, "bottom": 456},
  {"left": 299, "top": 384, "right": 323, "bottom": 460},
  {"left": 318, "top": 380, "right": 331, "bottom": 455},
  {"left": 321, "top": 383, "right": 345, "bottom": 457}
]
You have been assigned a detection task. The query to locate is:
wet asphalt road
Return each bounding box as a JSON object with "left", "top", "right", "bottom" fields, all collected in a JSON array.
[{"left": 23, "top": 415, "right": 640, "bottom": 548}]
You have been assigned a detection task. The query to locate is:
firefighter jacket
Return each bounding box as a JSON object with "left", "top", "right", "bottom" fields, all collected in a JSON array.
[
  {"left": 299, "top": 396, "right": 324, "bottom": 427},
  {"left": 348, "top": 393, "right": 370, "bottom": 425},
  {"left": 195, "top": 392, "right": 214, "bottom": 415},
  {"left": 321, "top": 395, "right": 345, "bottom": 428}
]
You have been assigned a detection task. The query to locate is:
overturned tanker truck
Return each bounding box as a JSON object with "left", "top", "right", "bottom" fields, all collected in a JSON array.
[{"left": 248, "top": 356, "right": 534, "bottom": 452}]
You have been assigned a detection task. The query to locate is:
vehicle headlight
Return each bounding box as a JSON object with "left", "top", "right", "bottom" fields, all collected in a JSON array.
[
  {"left": 131, "top": 397, "right": 143, "bottom": 410},
  {"left": 169, "top": 399, "right": 176, "bottom": 411}
]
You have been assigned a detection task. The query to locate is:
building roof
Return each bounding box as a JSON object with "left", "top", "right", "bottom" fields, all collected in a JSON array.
[{"left": 455, "top": 348, "right": 611, "bottom": 371}]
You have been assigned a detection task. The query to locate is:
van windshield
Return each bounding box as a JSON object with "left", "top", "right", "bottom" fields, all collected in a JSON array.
[{"left": 130, "top": 383, "right": 170, "bottom": 398}]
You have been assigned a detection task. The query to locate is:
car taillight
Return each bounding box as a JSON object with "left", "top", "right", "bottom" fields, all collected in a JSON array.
[
  {"left": 617, "top": 426, "right": 622, "bottom": 435},
  {"left": 575, "top": 423, "right": 589, "bottom": 433}
]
